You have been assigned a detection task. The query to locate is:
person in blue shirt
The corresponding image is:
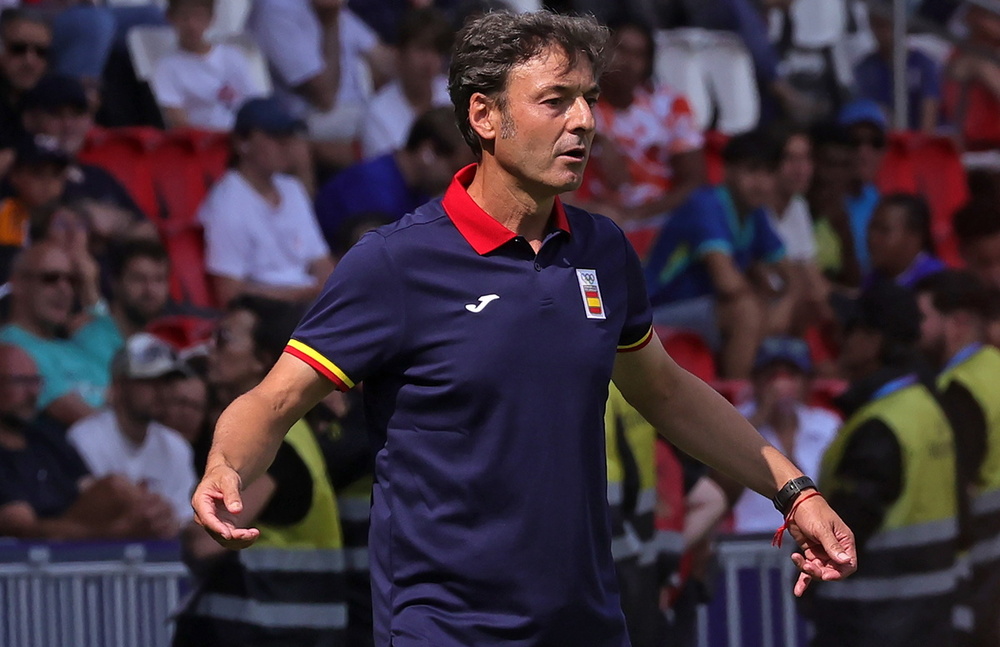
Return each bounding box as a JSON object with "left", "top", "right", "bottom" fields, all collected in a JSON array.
[
  {"left": 865, "top": 192, "right": 946, "bottom": 289},
  {"left": 313, "top": 106, "right": 474, "bottom": 255},
  {"left": 645, "top": 129, "right": 791, "bottom": 379},
  {"left": 838, "top": 100, "right": 888, "bottom": 274},
  {"left": 191, "top": 12, "right": 856, "bottom": 647}
]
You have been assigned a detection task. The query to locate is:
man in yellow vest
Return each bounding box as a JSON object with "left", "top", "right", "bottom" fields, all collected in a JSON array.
[
  {"left": 813, "top": 281, "right": 959, "bottom": 647},
  {"left": 916, "top": 269, "right": 1000, "bottom": 647}
]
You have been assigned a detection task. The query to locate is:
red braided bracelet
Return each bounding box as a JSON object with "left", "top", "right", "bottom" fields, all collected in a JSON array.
[{"left": 771, "top": 490, "right": 823, "bottom": 548}]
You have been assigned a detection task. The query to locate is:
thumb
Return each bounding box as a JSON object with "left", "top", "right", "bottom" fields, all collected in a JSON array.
[
  {"left": 819, "top": 526, "right": 852, "bottom": 563},
  {"left": 221, "top": 472, "right": 244, "bottom": 514}
]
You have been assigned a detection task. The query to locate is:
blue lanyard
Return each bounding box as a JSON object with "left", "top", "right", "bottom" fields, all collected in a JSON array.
[
  {"left": 943, "top": 343, "right": 983, "bottom": 373},
  {"left": 871, "top": 373, "right": 918, "bottom": 401}
]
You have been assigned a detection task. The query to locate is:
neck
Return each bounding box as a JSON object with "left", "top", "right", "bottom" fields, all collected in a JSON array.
[
  {"left": 10, "top": 309, "right": 55, "bottom": 339},
  {"left": 110, "top": 303, "right": 142, "bottom": 338},
  {"left": 945, "top": 330, "right": 981, "bottom": 366},
  {"left": 181, "top": 39, "right": 211, "bottom": 55},
  {"left": 238, "top": 164, "right": 277, "bottom": 197},
  {"left": 466, "top": 161, "right": 555, "bottom": 247},
  {"left": 114, "top": 404, "right": 149, "bottom": 446},
  {"left": 0, "top": 418, "right": 26, "bottom": 450}
]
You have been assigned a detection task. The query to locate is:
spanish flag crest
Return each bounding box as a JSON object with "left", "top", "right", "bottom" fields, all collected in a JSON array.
[{"left": 576, "top": 268, "right": 606, "bottom": 320}]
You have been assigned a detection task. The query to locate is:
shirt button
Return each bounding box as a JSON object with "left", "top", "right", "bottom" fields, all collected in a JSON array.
[{"left": 534, "top": 262, "right": 542, "bottom": 271}]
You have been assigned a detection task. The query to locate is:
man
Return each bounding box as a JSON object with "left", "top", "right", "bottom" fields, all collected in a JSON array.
[
  {"left": 314, "top": 106, "right": 473, "bottom": 254},
  {"left": 916, "top": 270, "right": 1000, "bottom": 647},
  {"left": 0, "top": 343, "right": 176, "bottom": 540},
  {"left": 0, "top": 134, "right": 70, "bottom": 248},
  {"left": 837, "top": 100, "right": 887, "bottom": 275},
  {"left": 643, "top": 129, "right": 793, "bottom": 379},
  {"left": 813, "top": 281, "right": 958, "bottom": 647},
  {"left": 808, "top": 122, "right": 863, "bottom": 287},
  {"left": 943, "top": 0, "right": 1000, "bottom": 148},
  {"left": 67, "top": 333, "right": 196, "bottom": 527},
  {"left": 192, "top": 12, "right": 855, "bottom": 647},
  {"left": 865, "top": 193, "right": 945, "bottom": 288},
  {"left": 0, "top": 242, "right": 121, "bottom": 426},
  {"left": 953, "top": 199, "right": 1000, "bottom": 291},
  {"left": 109, "top": 238, "right": 188, "bottom": 338},
  {"left": 0, "top": 8, "right": 50, "bottom": 160}
]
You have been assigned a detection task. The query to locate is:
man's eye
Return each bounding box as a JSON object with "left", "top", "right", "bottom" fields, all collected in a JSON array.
[{"left": 544, "top": 98, "right": 564, "bottom": 106}]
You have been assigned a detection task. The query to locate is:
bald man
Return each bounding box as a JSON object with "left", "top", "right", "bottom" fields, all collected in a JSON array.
[{"left": 0, "top": 243, "right": 122, "bottom": 426}]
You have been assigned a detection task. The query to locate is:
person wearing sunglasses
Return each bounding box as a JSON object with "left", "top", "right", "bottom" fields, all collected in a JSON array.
[
  {"left": 0, "top": 8, "right": 51, "bottom": 176},
  {"left": 837, "top": 100, "right": 889, "bottom": 277}
]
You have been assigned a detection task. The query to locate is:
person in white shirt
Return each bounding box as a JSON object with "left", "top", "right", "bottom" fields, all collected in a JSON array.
[
  {"left": 67, "top": 333, "right": 197, "bottom": 529},
  {"left": 360, "top": 7, "right": 453, "bottom": 159},
  {"left": 151, "top": 0, "right": 266, "bottom": 131},
  {"left": 199, "top": 96, "right": 335, "bottom": 305},
  {"left": 732, "top": 337, "right": 840, "bottom": 535}
]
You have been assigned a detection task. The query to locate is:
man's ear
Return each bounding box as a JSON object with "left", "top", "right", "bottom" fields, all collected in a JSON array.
[{"left": 468, "top": 92, "right": 497, "bottom": 145}]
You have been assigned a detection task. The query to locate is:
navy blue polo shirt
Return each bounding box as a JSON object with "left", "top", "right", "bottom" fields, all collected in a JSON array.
[{"left": 287, "top": 164, "right": 653, "bottom": 647}]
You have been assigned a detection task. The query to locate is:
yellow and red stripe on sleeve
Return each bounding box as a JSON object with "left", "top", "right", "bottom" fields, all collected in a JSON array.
[
  {"left": 617, "top": 326, "right": 653, "bottom": 353},
  {"left": 284, "top": 339, "right": 355, "bottom": 391}
]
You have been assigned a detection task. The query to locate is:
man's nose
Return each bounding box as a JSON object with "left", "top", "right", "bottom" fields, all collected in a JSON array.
[{"left": 567, "top": 96, "right": 595, "bottom": 133}]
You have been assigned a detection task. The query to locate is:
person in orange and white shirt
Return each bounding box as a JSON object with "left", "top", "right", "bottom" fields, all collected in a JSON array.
[{"left": 569, "top": 18, "right": 705, "bottom": 228}]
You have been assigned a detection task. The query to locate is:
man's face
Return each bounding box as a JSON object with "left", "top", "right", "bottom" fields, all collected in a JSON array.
[
  {"left": 961, "top": 231, "right": 1000, "bottom": 290},
  {"left": 867, "top": 203, "right": 919, "bottom": 275},
  {"left": 167, "top": 4, "right": 213, "bottom": 50},
  {"left": 604, "top": 26, "right": 649, "bottom": 95},
  {"left": 848, "top": 123, "right": 886, "bottom": 185},
  {"left": 9, "top": 162, "right": 66, "bottom": 209},
  {"left": 813, "top": 143, "right": 854, "bottom": 194},
  {"left": 12, "top": 246, "right": 75, "bottom": 332},
  {"left": 916, "top": 292, "right": 946, "bottom": 365},
  {"left": 160, "top": 376, "right": 207, "bottom": 443},
  {"left": 727, "top": 162, "right": 775, "bottom": 211},
  {"left": 117, "top": 378, "right": 163, "bottom": 425},
  {"left": 778, "top": 134, "right": 813, "bottom": 197},
  {"left": 487, "top": 47, "right": 599, "bottom": 195},
  {"left": 0, "top": 19, "right": 50, "bottom": 93},
  {"left": 0, "top": 349, "right": 42, "bottom": 422},
  {"left": 116, "top": 256, "right": 170, "bottom": 326},
  {"left": 241, "top": 130, "right": 295, "bottom": 176},
  {"left": 838, "top": 325, "right": 882, "bottom": 380},
  {"left": 206, "top": 310, "right": 262, "bottom": 389},
  {"left": 24, "top": 105, "right": 93, "bottom": 156}
]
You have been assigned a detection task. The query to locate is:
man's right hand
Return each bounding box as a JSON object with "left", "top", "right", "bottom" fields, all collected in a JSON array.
[{"left": 191, "top": 465, "right": 261, "bottom": 550}]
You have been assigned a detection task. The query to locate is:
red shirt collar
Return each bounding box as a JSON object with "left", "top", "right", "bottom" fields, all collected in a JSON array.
[{"left": 441, "top": 164, "right": 571, "bottom": 255}]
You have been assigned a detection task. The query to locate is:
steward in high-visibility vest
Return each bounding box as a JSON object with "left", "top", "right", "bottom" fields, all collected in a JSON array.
[
  {"left": 813, "top": 375, "right": 958, "bottom": 647},
  {"left": 605, "top": 384, "right": 685, "bottom": 647},
  {"left": 174, "top": 420, "right": 348, "bottom": 647}
]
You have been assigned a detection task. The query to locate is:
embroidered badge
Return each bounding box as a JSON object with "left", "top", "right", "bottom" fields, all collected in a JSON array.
[{"left": 576, "top": 269, "right": 606, "bottom": 320}]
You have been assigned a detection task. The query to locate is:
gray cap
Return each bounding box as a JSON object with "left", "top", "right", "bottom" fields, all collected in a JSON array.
[{"left": 111, "top": 333, "right": 191, "bottom": 380}]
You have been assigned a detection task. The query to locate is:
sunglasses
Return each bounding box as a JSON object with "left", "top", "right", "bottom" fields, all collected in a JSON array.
[
  {"left": 850, "top": 133, "right": 886, "bottom": 150},
  {"left": 5, "top": 41, "right": 50, "bottom": 59},
  {"left": 32, "top": 270, "right": 74, "bottom": 286}
]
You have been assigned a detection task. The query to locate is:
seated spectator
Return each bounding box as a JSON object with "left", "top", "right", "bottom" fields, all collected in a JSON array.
[
  {"left": 360, "top": 7, "right": 453, "bottom": 159},
  {"left": 0, "top": 8, "right": 50, "bottom": 164},
  {"left": 643, "top": 129, "right": 791, "bottom": 379},
  {"left": 953, "top": 199, "right": 1000, "bottom": 290},
  {"left": 108, "top": 238, "right": 196, "bottom": 338},
  {"left": 808, "top": 122, "right": 863, "bottom": 288},
  {"left": 199, "top": 97, "right": 334, "bottom": 305},
  {"left": 0, "top": 343, "right": 177, "bottom": 540},
  {"left": 865, "top": 193, "right": 946, "bottom": 288},
  {"left": 67, "top": 333, "right": 195, "bottom": 527},
  {"left": 160, "top": 372, "right": 208, "bottom": 447},
  {"left": 570, "top": 18, "right": 704, "bottom": 227},
  {"left": 944, "top": 0, "right": 1000, "bottom": 148},
  {"left": 315, "top": 105, "right": 471, "bottom": 251},
  {"left": 0, "top": 134, "right": 69, "bottom": 248},
  {"left": 731, "top": 337, "right": 839, "bottom": 534},
  {"left": 854, "top": 9, "right": 941, "bottom": 133},
  {"left": 838, "top": 100, "right": 887, "bottom": 275},
  {"left": 0, "top": 242, "right": 120, "bottom": 426},
  {"left": 151, "top": 0, "right": 266, "bottom": 131}
]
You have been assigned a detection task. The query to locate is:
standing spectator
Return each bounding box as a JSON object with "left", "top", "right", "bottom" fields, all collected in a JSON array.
[
  {"left": 0, "top": 134, "right": 69, "bottom": 248},
  {"left": 865, "top": 193, "right": 946, "bottom": 288},
  {"left": 838, "top": 100, "right": 887, "bottom": 275},
  {"left": 0, "top": 8, "right": 50, "bottom": 160},
  {"left": 0, "top": 242, "right": 120, "bottom": 427},
  {"left": 644, "top": 129, "right": 791, "bottom": 379},
  {"left": 315, "top": 106, "right": 472, "bottom": 252},
  {"left": 360, "top": 7, "right": 453, "bottom": 159},
  {"left": 944, "top": 0, "right": 1000, "bottom": 149},
  {"left": 953, "top": 199, "right": 1000, "bottom": 290},
  {"left": 151, "top": 0, "right": 266, "bottom": 131},
  {"left": 0, "top": 343, "right": 177, "bottom": 540},
  {"left": 571, "top": 18, "right": 704, "bottom": 227},
  {"left": 199, "top": 97, "right": 334, "bottom": 305},
  {"left": 732, "top": 337, "right": 839, "bottom": 535},
  {"left": 812, "top": 281, "right": 957, "bottom": 647},
  {"left": 854, "top": 9, "right": 941, "bottom": 133},
  {"left": 67, "top": 333, "right": 195, "bottom": 528}
]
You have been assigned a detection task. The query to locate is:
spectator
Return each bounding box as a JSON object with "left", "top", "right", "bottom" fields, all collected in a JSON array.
[
  {"left": 643, "top": 129, "right": 791, "bottom": 379},
  {"left": 0, "top": 242, "right": 119, "bottom": 426},
  {"left": 943, "top": 0, "right": 1000, "bottom": 149},
  {"left": 571, "top": 17, "right": 704, "bottom": 227},
  {"left": 0, "top": 134, "right": 69, "bottom": 248},
  {"left": 953, "top": 199, "right": 1000, "bottom": 290},
  {"left": 198, "top": 97, "right": 334, "bottom": 305},
  {"left": 67, "top": 333, "right": 194, "bottom": 528},
  {"left": 173, "top": 295, "right": 348, "bottom": 646},
  {"left": 314, "top": 105, "right": 472, "bottom": 251},
  {"left": 838, "top": 100, "right": 887, "bottom": 275},
  {"left": 0, "top": 342, "right": 177, "bottom": 540},
  {"left": 150, "top": 0, "right": 266, "bottom": 131},
  {"left": 108, "top": 238, "right": 194, "bottom": 338},
  {"left": 360, "top": 7, "right": 453, "bottom": 159},
  {"left": 865, "top": 193, "right": 946, "bottom": 288},
  {"left": 0, "top": 8, "right": 50, "bottom": 159},
  {"left": 854, "top": 9, "right": 941, "bottom": 133},
  {"left": 732, "top": 337, "right": 839, "bottom": 535},
  {"left": 808, "top": 122, "right": 863, "bottom": 287},
  {"left": 160, "top": 373, "right": 209, "bottom": 447}
]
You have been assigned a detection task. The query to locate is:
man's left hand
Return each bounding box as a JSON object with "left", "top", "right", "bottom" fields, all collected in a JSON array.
[{"left": 785, "top": 494, "right": 857, "bottom": 597}]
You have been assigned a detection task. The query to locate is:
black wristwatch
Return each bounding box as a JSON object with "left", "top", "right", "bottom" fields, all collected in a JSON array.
[{"left": 772, "top": 476, "right": 818, "bottom": 515}]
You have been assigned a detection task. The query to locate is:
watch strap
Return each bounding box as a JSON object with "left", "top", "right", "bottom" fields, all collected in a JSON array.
[{"left": 772, "top": 476, "right": 818, "bottom": 515}]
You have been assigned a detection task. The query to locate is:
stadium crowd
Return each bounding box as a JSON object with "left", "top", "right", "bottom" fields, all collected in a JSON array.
[{"left": 0, "top": 0, "right": 999, "bottom": 645}]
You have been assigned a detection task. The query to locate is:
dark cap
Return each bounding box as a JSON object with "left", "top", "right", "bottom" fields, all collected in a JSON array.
[
  {"left": 234, "top": 97, "right": 305, "bottom": 136},
  {"left": 111, "top": 333, "right": 192, "bottom": 380},
  {"left": 13, "top": 133, "right": 70, "bottom": 168},
  {"left": 838, "top": 99, "right": 888, "bottom": 132},
  {"left": 22, "top": 73, "right": 88, "bottom": 114},
  {"left": 836, "top": 281, "right": 922, "bottom": 344},
  {"left": 753, "top": 336, "right": 813, "bottom": 374}
]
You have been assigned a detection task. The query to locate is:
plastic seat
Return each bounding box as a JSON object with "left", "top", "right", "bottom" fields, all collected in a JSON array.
[
  {"left": 703, "top": 131, "right": 728, "bottom": 185},
  {"left": 78, "top": 126, "right": 163, "bottom": 220},
  {"left": 655, "top": 325, "right": 717, "bottom": 383},
  {"left": 126, "top": 25, "right": 177, "bottom": 83}
]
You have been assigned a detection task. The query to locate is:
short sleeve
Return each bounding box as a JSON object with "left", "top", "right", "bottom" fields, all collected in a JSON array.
[
  {"left": 617, "top": 230, "right": 653, "bottom": 352},
  {"left": 752, "top": 210, "right": 787, "bottom": 263},
  {"left": 199, "top": 189, "right": 253, "bottom": 280},
  {"left": 285, "top": 232, "right": 405, "bottom": 390},
  {"left": 690, "top": 205, "right": 733, "bottom": 259},
  {"left": 150, "top": 56, "right": 185, "bottom": 108}
]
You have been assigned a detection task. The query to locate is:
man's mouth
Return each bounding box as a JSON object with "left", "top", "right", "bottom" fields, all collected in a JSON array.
[{"left": 558, "top": 147, "right": 587, "bottom": 161}]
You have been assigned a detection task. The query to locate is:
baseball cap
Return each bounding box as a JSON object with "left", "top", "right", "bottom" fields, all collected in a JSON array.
[
  {"left": 838, "top": 99, "right": 888, "bottom": 132},
  {"left": 753, "top": 336, "right": 813, "bottom": 374},
  {"left": 234, "top": 97, "right": 305, "bottom": 136},
  {"left": 834, "top": 281, "right": 922, "bottom": 345},
  {"left": 111, "top": 333, "right": 191, "bottom": 380},
  {"left": 21, "top": 73, "right": 88, "bottom": 114},
  {"left": 13, "top": 133, "right": 70, "bottom": 168}
]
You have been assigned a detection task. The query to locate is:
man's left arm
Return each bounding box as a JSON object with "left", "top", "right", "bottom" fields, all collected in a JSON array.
[{"left": 612, "top": 340, "right": 856, "bottom": 594}]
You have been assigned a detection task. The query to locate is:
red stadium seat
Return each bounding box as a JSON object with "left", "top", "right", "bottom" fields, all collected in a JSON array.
[
  {"left": 624, "top": 222, "right": 660, "bottom": 261},
  {"left": 655, "top": 325, "right": 717, "bottom": 383},
  {"left": 79, "top": 126, "right": 163, "bottom": 220},
  {"left": 703, "top": 131, "right": 728, "bottom": 185}
]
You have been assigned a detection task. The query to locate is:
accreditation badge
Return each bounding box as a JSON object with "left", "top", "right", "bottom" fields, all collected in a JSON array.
[{"left": 576, "top": 269, "right": 606, "bottom": 320}]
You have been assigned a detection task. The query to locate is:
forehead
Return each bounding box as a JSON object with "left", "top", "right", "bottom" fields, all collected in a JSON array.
[
  {"left": 27, "top": 247, "right": 72, "bottom": 271},
  {"left": 505, "top": 46, "right": 596, "bottom": 95},
  {"left": 3, "top": 19, "right": 51, "bottom": 41}
]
